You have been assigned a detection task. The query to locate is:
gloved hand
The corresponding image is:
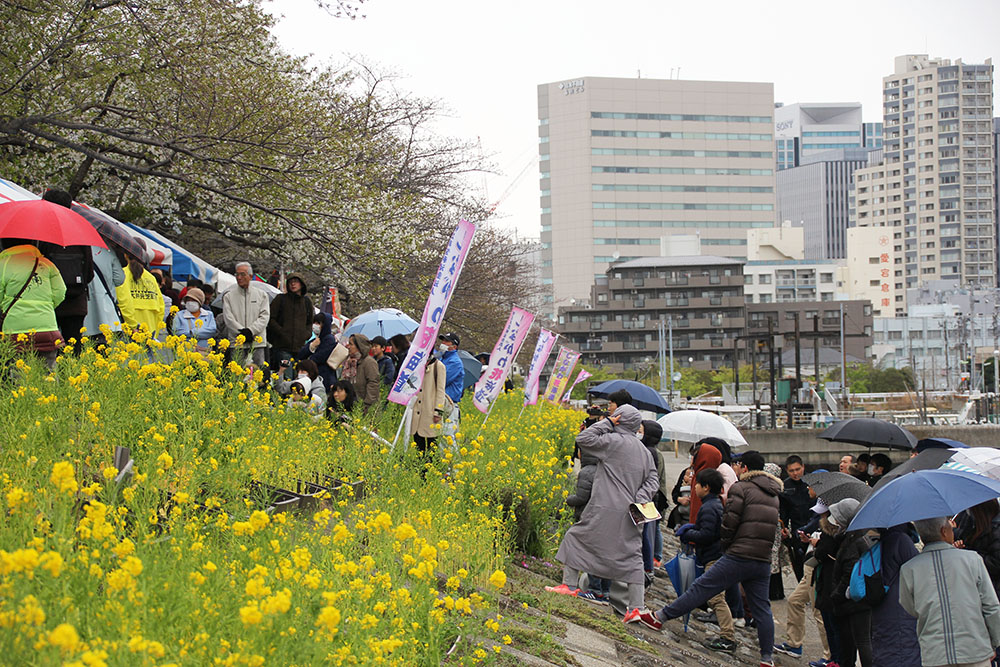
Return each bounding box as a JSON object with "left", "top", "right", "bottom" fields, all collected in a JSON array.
[
  {"left": 674, "top": 523, "right": 695, "bottom": 540},
  {"left": 238, "top": 328, "right": 253, "bottom": 342}
]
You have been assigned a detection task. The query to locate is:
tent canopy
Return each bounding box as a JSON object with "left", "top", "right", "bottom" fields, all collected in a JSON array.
[{"left": 126, "top": 223, "right": 219, "bottom": 284}]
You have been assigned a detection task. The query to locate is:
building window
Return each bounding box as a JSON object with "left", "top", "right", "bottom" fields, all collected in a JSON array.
[
  {"left": 744, "top": 275, "right": 754, "bottom": 284},
  {"left": 820, "top": 273, "right": 833, "bottom": 283},
  {"left": 759, "top": 274, "right": 772, "bottom": 285}
]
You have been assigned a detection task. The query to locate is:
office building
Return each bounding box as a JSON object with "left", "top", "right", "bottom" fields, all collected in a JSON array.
[
  {"left": 556, "top": 256, "right": 746, "bottom": 371},
  {"left": 743, "top": 225, "right": 845, "bottom": 303},
  {"left": 777, "top": 147, "right": 871, "bottom": 258},
  {"left": 746, "top": 300, "right": 873, "bottom": 366},
  {"left": 853, "top": 55, "right": 996, "bottom": 305},
  {"left": 538, "top": 76, "right": 777, "bottom": 312},
  {"left": 775, "top": 103, "right": 877, "bottom": 170}
]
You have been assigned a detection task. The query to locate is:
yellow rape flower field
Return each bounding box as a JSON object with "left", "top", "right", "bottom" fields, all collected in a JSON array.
[{"left": 0, "top": 334, "right": 581, "bottom": 665}]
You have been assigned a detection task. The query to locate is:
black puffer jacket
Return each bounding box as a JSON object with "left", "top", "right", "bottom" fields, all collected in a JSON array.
[
  {"left": 267, "top": 272, "right": 313, "bottom": 353},
  {"left": 566, "top": 454, "right": 599, "bottom": 522},
  {"left": 957, "top": 513, "right": 1000, "bottom": 595},
  {"left": 832, "top": 531, "right": 878, "bottom": 616},
  {"left": 720, "top": 469, "right": 782, "bottom": 562}
]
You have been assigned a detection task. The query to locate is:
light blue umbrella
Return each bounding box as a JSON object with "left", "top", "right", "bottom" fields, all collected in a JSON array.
[
  {"left": 848, "top": 469, "right": 1000, "bottom": 532},
  {"left": 341, "top": 308, "right": 418, "bottom": 340}
]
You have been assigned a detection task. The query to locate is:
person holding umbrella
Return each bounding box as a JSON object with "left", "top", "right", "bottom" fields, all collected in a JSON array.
[
  {"left": 38, "top": 189, "right": 93, "bottom": 344},
  {"left": 900, "top": 516, "right": 1000, "bottom": 667},
  {"left": 0, "top": 237, "right": 66, "bottom": 367}
]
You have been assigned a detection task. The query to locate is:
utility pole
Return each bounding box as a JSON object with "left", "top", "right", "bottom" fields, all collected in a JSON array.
[
  {"left": 751, "top": 337, "right": 758, "bottom": 428},
  {"left": 657, "top": 316, "right": 666, "bottom": 394},
  {"left": 768, "top": 317, "right": 777, "bottom": 429},
  {"left": 668, "top": 315, "right": 675, "bottom": 402},
  {"left": 840, "top": 303, "right": 847, "bottom": 408},
  {"left": 813, "top": 315, "right": 820, "bottom": 388},
  {"left": 732, "top": 338, "right": 739, "bottom": 403},
  {"left": 794, "top": 311, "right": 802, "bottom": 389}
]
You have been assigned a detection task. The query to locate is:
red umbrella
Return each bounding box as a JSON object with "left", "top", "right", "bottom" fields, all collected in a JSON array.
[{"left": 0, "top": 200, "right": 107, "bottom": 248}]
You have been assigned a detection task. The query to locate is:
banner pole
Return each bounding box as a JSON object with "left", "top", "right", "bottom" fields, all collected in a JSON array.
[
  {"left": 476, "top": 399, "right": 499, "bottom": 438},
  {"left": 390, "top": 400, "right": 413, "bottom": 451}
]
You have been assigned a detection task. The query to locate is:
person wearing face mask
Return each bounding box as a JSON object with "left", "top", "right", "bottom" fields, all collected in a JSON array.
[
  {"left": 171, "top": 287, "right": 217, "bottom": 351},
  {"left": 272, "top": 358, "right": 326, "bottom": 403},
  {"left": 436, "top": 332, "right": 465, "bottom": 434},
  {"left": 297, "top": 312, "right": 337, "bottom": 391},
  {"left": 347, "top": 333, "right": 380, "bottom": 413},
  {"left": 267, "top": 272, "right": 313, "bottom": 369}
]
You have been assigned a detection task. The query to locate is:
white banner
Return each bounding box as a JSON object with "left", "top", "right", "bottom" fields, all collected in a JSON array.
[
  {"left": 523, "top": 328, "right": 557, "bottom": 406},
  {"left": 473, "top": 307, "right": 535, "bottom": 413},
  {"left": 388, "top": 220, "right": 477, "bottom": 405}
]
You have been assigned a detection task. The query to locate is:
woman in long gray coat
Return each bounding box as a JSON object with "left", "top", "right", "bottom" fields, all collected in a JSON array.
[{"left": 547, "top": 404, "right": 659, "bottom": 614}]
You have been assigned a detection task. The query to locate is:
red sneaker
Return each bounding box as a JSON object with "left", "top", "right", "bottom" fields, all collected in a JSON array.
[
  {"left": 653, "top": 558, "right": 662, "bottom": 568},
  {"left": 543, "top": 583, "right": 579, "bottom": 596},
  {"left": 623, "top": 608, "right": 663, "bottom": 631}
]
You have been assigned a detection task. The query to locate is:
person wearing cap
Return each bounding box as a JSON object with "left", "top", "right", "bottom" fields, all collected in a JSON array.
[
  {"left": 828, "top": 498, "right": 874, "bottom": 667},
  {"left": 286, "top": 376, "right": 324, "bottom": 417},
  {"left": 900, "top": 516, "right": 1000, "bottom": 667},
  {"left": 437, "top": 332, "right": 465, "bottom": 403},
  {"left": 267, "top": 272, "right": 313, "bottom": 369},
  {"left": 172, "top": 287, "right": 217, "bottom": 350},
  {"left": 775, "top": 491, "right": 831, "bottom": 663},
  {"left": 116, "top": 245, "right": 165, "bottom": 337},
  {"left": 369, "top": 336, "right": 396, "bottom": 387},
  {"left": 649, "top": 450, "right": 783, "bottom": 667}
]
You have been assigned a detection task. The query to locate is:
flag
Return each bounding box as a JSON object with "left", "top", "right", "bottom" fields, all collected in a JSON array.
[
  {"left": 388, "top": 220, "right": 476, "bottom": 405},
  {"left": 562, "top": 369, "right": 593, "bottom": 403},
  {"left": 473, "top": 307, "right": 535, "bottom": 413},
  {"left": 542, "top": 346, "right": 581, "bottom": 403},
  {"left": 523, "top": 328, "right": 556, "bottom": 406}
]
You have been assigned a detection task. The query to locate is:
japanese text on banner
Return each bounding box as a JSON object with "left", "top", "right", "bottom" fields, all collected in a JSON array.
[
  {"left": 472, "top": 307, "right": 535, "bottom": 413},
  {"left": 522, "top": 328, "right": 557, "bottom": 406},
  {"left": 542, "top": 346, "right": 581, "bottom": 403},
  {"left": 387, "top": 220, "right": 476, "bottom": 405}
]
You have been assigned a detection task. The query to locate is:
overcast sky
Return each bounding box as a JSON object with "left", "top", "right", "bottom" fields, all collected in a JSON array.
[{"left": 270, "top": 0, "right": 999, "bottom": 240}]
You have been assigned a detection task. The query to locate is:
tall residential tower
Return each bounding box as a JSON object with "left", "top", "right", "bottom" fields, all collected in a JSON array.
[
  {"left": 538, "top": 76, "right": 777, "bottom": 312},
  {"left": 853, "top": 55, "right": 995, "bottom": 313}
]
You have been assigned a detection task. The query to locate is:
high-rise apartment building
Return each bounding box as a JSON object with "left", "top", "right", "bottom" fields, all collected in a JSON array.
[
  {"left": 538, "top": 76, "right": 777, "bottom": 312},
  {"left": 774, "top": 103, "right": 869, "bottom": 170},
  {"left": 853, "top": 55, "right": 996, "bottom": 308}
]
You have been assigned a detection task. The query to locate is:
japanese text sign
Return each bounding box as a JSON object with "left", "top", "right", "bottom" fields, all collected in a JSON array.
[{"left": 472, "top": 306, "right": 534, "bottom": 413}]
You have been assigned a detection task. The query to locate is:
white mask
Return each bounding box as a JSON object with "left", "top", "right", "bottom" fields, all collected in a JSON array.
[
  {"left": 297, "top": 373, "right": 309, "bottom": 380},
  {"left": 867, "top": 464, "right": 875, "bottom": 475},
  {"left": 438, "top": 344, "right": 449, "bottom": 353},
  {"left": 184, "top": 301, "right": 200, "bottom": 313},
  {"left": 312, "top": 324, "right": 322, "bottom": 335}
]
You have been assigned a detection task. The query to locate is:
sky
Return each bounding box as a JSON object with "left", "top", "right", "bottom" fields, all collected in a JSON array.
[{"left": 270, "top": 0, "right": 999, "bottom": 240}]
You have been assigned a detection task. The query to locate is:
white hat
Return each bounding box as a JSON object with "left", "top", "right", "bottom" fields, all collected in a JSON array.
[{"left": 811, "top": 500, "right": 829, "bottom": 514}]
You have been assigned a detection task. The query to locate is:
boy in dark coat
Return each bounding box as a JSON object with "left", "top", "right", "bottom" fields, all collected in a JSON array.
[{"left": 676, "top": 468, "right": 736, "bottom": 652}]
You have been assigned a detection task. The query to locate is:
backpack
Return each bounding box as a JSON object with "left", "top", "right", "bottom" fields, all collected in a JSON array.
[{"left": 848, "top": 540, "right": 887, "bottom": 605}]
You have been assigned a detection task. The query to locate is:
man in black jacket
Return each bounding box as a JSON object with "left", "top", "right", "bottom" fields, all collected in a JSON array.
[
  {"left": 645, "top": 451, "right": 782, "bottom": 667},
  {"left": 780, "top": 455, "right": 812, "bottom": 581},
  {"left": 39, "top": 189, "right": 93, "bottom": 344}
]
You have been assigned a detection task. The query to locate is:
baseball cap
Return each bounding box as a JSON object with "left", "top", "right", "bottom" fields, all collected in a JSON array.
[
  {"left": 438, "top": 332, "right": 460, "bottom": 346},
  {"left": 810, "top": 500, "right": 829, "bottom": 514}
]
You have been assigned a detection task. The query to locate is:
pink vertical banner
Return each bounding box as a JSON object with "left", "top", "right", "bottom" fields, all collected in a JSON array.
[
  {"left": 542, "top": 346, "right": 581, "bottom": 403},
  {"left": 388, "top": 220, "right": 477, "bottom": 405},
  {"left": 562, "top": 369, "right": 593, "bottom": 403},
  {"left": 472, "top": 306, "right": 535, "bottom": 413},
  {"left": 523, "top": 328, "right": 557, "bottom": 406}
]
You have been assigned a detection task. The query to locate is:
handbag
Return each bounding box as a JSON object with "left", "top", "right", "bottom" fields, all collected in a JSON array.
[{"left": 0, "top": 256, "right": 39, "bottom": 330}]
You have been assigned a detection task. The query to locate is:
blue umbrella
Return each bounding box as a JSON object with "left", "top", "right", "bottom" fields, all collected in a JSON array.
[
  {"left": 848, "top": 469, "right": 1000, "bottom": 532},
  {"left": 587, "top": 379, "right": 670, "bottom": 414},
  {"left": 342, "top": 308, "right": 418, "bottom": 340},
  {"left": 914, "top": 438, "right": 969, "bottom": 453}
]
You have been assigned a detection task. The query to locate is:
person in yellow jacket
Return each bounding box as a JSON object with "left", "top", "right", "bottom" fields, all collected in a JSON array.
[
  {"left": 116, "top": 253, "right": 165, "bottom": 336},
  {"left": 0, "top": 240, "right": 67, "bottom": 366}
]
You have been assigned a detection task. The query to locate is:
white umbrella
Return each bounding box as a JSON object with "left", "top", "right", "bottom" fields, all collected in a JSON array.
[
  {"left": 656, "top": 409, "right": 749, "bottom": 448},
  {"left": 948, "top": 447, "right": 1000, "bottom": 481}
]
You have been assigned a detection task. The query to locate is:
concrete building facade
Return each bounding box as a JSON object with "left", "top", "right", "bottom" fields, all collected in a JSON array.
[
  {"left": 853, "top": 55, "right": 996, "bottom": 306},
  {"left": 556, "top": 256, "right": 746, "bottom": 371},
  {"left": 538, "top": 76, "right": 777, "bottom": 312},
  {"left": 777, "top": 147, "right": 871, "bottom": 259}
]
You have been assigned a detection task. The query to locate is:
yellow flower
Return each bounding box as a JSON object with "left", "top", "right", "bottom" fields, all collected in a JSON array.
[
  {"left": 47, "top": 623, "right": 80, "bottom": 653},
  {"left": 393, "top": 522, "right": 417, "bottom": 541},
  {"left": 240, "top": 604, "right": 263, "bottom": 626},
  {"left": 248, "top": 510, "right": 270, "bottom": 531},
  {"left": 488, "top": 569, "right": 507, "bottom": 589},
  {"left": 50, "top": 461, "right": 78, "bottom": 494},
  {"left": 156, "top": 452, "right": 173, "bottom": 470},
  {"left": 5, "top": 487, "right": 27, "bottom": 510},
  {"left": 315, "top": 605, "right": 341, "bottom": 635}
]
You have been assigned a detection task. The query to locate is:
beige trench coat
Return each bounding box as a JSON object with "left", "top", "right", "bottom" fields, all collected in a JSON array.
[{"left": 411, "top": 358, "right": 448, "bottom": 439}]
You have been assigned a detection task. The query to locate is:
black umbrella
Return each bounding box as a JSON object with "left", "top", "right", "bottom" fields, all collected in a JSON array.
[
  {"left": 871, "top": 447, "right": 955, "bottom": 491},
  {"left": 818, "top": 418, "right": 917, "bottom": 451},
  {"left": 802, "top": 471, "right": 872, "bottom": 505},
  {"left": 71, "top": 203, "right": 149, "bottom": 260}
]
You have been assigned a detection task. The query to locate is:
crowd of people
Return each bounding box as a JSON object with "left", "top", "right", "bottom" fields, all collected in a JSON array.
[
  {"left": 547, "top": 389, "right": 1000, "bottom": 667},
  {"left": 0, "top": 188, "right": 475, "bottom": 450}
]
